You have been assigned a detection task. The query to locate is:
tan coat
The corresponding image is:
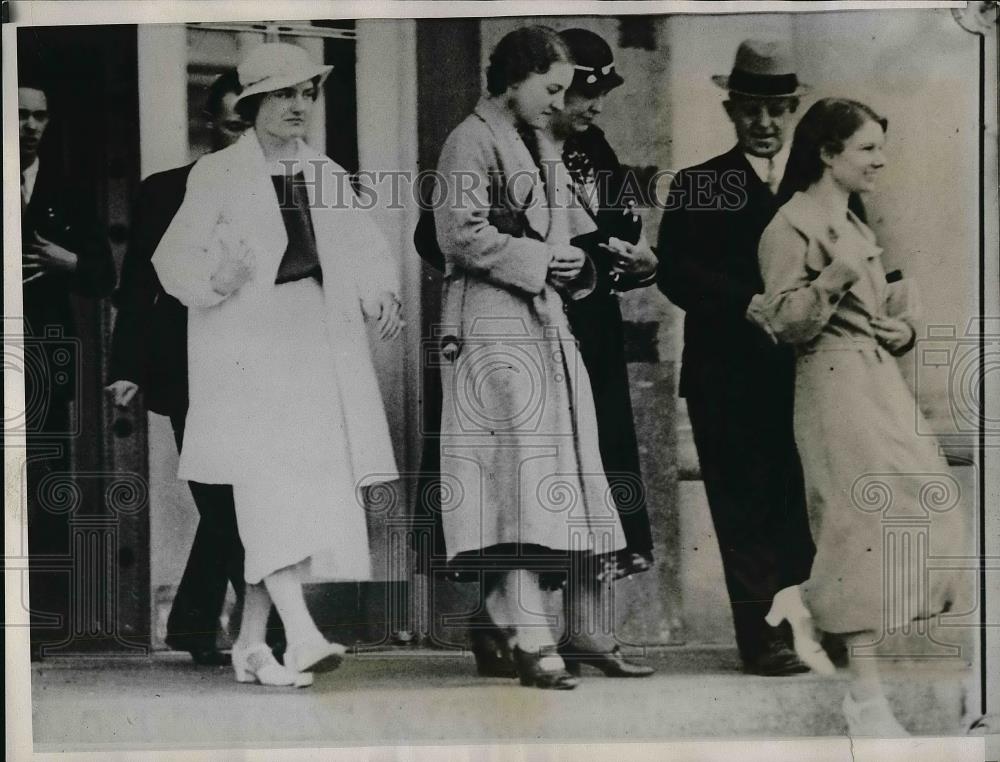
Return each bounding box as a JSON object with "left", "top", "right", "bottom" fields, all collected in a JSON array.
[
  {"left": 434, "top": 98, "right": 624, "bottom": 559},
  {"left": 750, "top": 191, "right": 962, "bottom": 633}
]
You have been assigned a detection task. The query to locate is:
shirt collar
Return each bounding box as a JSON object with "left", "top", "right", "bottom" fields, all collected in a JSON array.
[
  {"left": 743, "top": 146, "right": 789, "bottom": 187},
  {"left": 21, "top": 158, "right": 40, "bottom": 204}
]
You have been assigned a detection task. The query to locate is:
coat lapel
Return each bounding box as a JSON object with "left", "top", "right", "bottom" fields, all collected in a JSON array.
[
  {"left": 473, "top": 98, "right": 550, "bottom": 240},
  {"left": 780, "top": 191, "right": 884, "bottom": 314}
]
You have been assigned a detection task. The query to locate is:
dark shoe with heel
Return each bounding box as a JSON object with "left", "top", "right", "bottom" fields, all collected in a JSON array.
[
  {"left": 512, "top": 646, "right": 579, "bottom": 690},
  {"left": 469, "top": 625, "right": 518, "bottom": 678},
  {"left": 559, "top": 645, "right": 655, "bottom": 678}
]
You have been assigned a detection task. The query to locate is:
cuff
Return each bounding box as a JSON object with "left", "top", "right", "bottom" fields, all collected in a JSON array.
[
  {"left": 813, "top": 258, "right": 861, "bottom": 307},
  {"left": 745, "top": 293, "right": 778, "bottom": 344}
]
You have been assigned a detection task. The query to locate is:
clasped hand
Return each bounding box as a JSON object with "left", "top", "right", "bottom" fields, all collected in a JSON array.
[
  {"left": 209, "top": 235, "right": 255, "bottom": 296},
  {"left": 599, "top": 236, "right": 656, "bottom": 278},
  {"left": 362, "top": 291, "right": 405, "bottom": 341},
  {"left": 548, "top": 246, "right": 585, "bottom": 286},
  {"left": 871, "top": 316, "right": 913, "bottom": 354}
]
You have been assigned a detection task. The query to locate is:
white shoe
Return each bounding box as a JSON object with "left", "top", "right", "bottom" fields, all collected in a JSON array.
[
  {"left": 842, "top": 691, "right": 910, "bottom": 737},
  {"left": 284, "top": 636, "right": 347, "bottom": 673},
  {"left": 233, "top": 643, "right": 313, "bottom": 688},
  {"left": 765, "top": 585, "right": 837, "bottom": 676}
]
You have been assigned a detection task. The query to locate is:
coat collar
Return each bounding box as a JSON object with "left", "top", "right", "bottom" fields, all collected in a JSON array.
[
  {"left": 780, "top": 191, "right": 881, "bottom": 257},
  {"left": 472, "top": 97, "right": 550, "bottom": 239}
]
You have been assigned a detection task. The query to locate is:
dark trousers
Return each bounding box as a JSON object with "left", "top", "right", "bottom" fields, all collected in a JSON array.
[
  {"left": 685, "top": 376, "right": 815, "bottom": 663},
  {"left": 165, "top": 413, "right": 283, "bottom": 651},
  {"left": 26, "top": 400, "right": 72, "bottom": 655}
]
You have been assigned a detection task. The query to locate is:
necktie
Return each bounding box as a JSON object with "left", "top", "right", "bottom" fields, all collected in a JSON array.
[{"left": 766, "top": 158, "right": 780, "bottom": 195}]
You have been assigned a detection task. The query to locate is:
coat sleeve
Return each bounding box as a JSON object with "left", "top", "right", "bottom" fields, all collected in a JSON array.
[
  {"left": 433, "top": 124, "right": 553, "bottom": 296},
  {"left": 656, "top": 170, "right": 761, "bottom": 318},
  {"left": 109, "top": 178, "right": 160, "bottom": 383},
  {"left": 746, "top": 214, "right": 861, "bottom": 345},
  {"left": 331, "top": 175, "right": 401, "bottom": 303},
  {"left": 882, "top": 278, "right": 920, "bottom": 356},
  {"left": 151, "top": 160, "right": 228, "bottom": 309}
]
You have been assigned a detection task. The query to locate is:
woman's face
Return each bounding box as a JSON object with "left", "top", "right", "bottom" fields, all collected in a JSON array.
[
  {"left": 254, "top": 79, "right": 317, "bottom": 143},
  {"left": 507, "top": 62, "right": 574, "bottom": 128},
  {"left": 824, "top": 118, "right": 886, "bottom": 194},
  {"left": 550, "top": 90, "right": 607, "bottom": 136}
]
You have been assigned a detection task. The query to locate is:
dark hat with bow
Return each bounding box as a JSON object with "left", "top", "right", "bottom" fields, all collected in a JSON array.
[
  {"left": 559, "top": 28, "right": 625, "bottom": 98},
  {"left": 712, "top": 39, "right": 809, "bottom": 98}
]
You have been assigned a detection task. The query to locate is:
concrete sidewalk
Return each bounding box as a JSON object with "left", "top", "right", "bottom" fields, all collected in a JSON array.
[{"left": 30, "top": 646, "right": 970, "bottom": 752}]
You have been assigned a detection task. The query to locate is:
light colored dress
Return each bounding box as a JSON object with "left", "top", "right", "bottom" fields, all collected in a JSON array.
[
  {"left": 152, "top": 132, "right": 399, "bottom": 583},
  {"left": 748, "top": 191, "right": 963, "bottom": 634}
]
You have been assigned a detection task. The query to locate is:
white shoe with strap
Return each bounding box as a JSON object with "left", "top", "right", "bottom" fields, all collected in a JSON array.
[
  {"left": 765, "top": 585, "right": 837, "bottom": 677},
  {"left": 233, "top": 642, "right": 313, "bottom": 687}
]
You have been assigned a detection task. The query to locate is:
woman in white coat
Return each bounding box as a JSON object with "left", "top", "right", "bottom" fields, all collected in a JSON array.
[
  {"left": 153, "top": 43, "right": 402, "bottom": 686},
  {"left": 747, "top": 98, "right": 964, "bottom": 735}
]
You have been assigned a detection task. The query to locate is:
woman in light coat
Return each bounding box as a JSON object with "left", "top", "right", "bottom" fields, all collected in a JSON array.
[
  {"left": 153, "top": 43, "right": 402, "bottom": 687},
  {"left": 747, "top": 98, "right": 964, "bottom": 735},
  {"left": 434, "top": 26, "right": 625, "bottom": 690}
]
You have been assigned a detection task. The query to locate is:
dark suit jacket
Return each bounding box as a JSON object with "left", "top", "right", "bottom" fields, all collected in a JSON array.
[
  {"left": 109, "top": 164, "right": 193, "bottom": 416},
  {"left": 656, "top": 146, "right": 795, "bottom": 398},
  {"left": 22, "top": 161, "right": 115, "bottom": 404}
]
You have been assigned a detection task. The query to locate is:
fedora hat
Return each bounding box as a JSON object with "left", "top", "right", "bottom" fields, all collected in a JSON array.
[
  {"left": 235, "top": 43, "right": 332, "bottom": 103},
  {"left": 559, "top": 28, "right": 625, "bottom": 98},
  {"left": 712, "top": 39, "right": 809, "bottom": 98}
]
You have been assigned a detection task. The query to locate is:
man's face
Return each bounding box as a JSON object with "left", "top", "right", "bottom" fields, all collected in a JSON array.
[
  {"left": 18, "top": 87, "right": 50, "bottom": 166},
  {"left": 725, "top": 96, "right": 796, "bottom": 158},
  {"left": 210, "top": 91, "right": 249, "bottom": 150}
]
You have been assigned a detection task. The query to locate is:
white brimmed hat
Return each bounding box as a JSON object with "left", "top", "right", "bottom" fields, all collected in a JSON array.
[{"left": 235, "top": 43, "right": 332, "bottom": 103}]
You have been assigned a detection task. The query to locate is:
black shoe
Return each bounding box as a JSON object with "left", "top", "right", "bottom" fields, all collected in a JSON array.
[
  {"left": 165, "top": 638, "right": 231, "bottom": 666},
  {"left": 512, "top": 645, "right": 579, "bottom": 690},
  {"left": 743, "top": 641, "right": 811, "bottom": 676},
  {"left": 560, "top": 645, "right": 655, "bottom": 678},
  {"left": 469, "top": 625, "right": 517, "bottom": 678}
]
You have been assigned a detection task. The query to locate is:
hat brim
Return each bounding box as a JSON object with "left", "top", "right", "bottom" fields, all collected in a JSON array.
[
  {"left": 711, "top": 74, "right": 809, "bottom": 98},
  {"left": 236, "top": 64, "right": 333, "bottom": 104},
  {"left": 572, "top": 71, "right": 625, "bottom": 98}
]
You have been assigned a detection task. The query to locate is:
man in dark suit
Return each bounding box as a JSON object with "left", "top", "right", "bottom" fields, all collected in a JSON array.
[
  {"left": 20, "top": 76, "right": 116, "bottom": 657},
  {"left": 656, "top": 40, "right": 816, "bottom": 676},
  {"left": 106, "top": 72, "right": 280, "bottom": 666}
]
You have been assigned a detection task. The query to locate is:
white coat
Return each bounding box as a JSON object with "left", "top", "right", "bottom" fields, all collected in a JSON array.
[{"left": 152, "top": 131, "right": 399, "bottom": 489}]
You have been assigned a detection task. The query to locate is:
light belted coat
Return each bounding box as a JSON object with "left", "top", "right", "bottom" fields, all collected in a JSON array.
[
  {"left": 433, "top": 98, "right": 624, "bottom": 560},
  {"left": 151, "top": 131, "right": 399, "bottom": 487},
  {"left": 748, "top": 191, "right": 962, "bottom": 633}
]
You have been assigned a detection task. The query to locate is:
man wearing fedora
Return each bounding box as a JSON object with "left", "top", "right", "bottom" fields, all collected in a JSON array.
[{"left": 657, "top": 39, "right": 816, "bottom": 676}]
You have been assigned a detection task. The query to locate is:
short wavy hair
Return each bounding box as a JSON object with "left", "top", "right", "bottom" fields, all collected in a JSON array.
[{"left": 485, "top": 26, "right": 572, "bottom": 97}]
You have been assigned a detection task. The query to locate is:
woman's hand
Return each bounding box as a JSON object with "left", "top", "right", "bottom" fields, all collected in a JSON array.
[
  {"left": 362, "top": 291, "right": 405, "bottom": 341},
  {"left": 871, "top": 316, "right": 914, "bottom": 354},
  {"left": 601, "top": 237, "right": 657, "bottom": 278},
  {"left": 209, "top": 236, "right": 255, "bottom": 297},
  {"left": 548, "top": 246, "right": 585, "bottom": 286}
]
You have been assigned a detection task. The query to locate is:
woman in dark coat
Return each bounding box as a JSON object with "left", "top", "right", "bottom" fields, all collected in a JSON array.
[{"left": 541, "top": 28, "right": 657, "bottom": 678}]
